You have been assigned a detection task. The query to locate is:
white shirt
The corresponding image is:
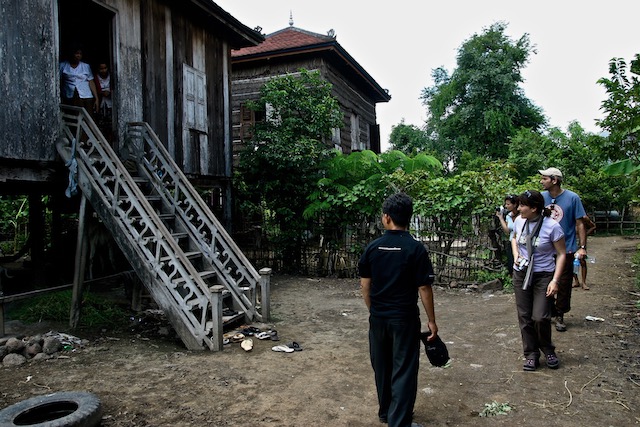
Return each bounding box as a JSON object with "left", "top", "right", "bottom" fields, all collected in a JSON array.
[
  {"left": 60, "top": 61, "right": 94, "bottom": 99},
  {"left": 97, "top": 74, "right": 112, "bottom": 109}
]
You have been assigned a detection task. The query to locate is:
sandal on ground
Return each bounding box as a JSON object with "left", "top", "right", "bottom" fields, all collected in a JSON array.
[
  {"left": 286, "top": 341, "right": 303, "bottom": 351},
  {"left": 255, "top": 332, "right": 271, "bottom": 340},
  {"left": 241, "top": 338, "right": 253, "bottom": 352},
  {"left": 271, "top": 344, "right": 294, "bottom": 353}
]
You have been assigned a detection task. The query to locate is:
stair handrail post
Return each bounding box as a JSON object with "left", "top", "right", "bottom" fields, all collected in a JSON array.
[
  {"left": 258, "top": 268, "right": 272, "bottom": 321},
  {"left": 208, "top": 285, "right": 225, "bottom": 351}
]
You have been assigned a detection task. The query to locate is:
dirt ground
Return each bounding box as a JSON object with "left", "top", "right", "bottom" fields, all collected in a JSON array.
[{"left": 1, "top": 235, "right": 639, "bottom": 426}]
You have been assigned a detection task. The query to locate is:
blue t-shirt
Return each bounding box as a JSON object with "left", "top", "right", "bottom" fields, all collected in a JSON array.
[
  {"left": 542, "top": 189, "right": 586, "bottom": 253},
  {"left": 358, "top": 230, "right": 434, "bottom": 319}
]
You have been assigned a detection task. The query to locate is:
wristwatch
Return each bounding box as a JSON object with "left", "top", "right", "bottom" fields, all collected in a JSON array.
[{"left": 579, "top": 245, "right": 586, "bottom": 250}]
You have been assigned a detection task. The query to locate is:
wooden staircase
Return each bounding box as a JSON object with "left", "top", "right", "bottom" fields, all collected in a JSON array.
[{"left": 56, "top": 105, "right": 270, "bottom": 351}]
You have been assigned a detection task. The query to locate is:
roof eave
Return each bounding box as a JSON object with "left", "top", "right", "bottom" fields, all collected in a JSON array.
[
  {"left": 189, "top": 0, "right": 264, "bottom": 48},
  {"left": 233, "top": 41, "right": 391, "bottom": 103}
]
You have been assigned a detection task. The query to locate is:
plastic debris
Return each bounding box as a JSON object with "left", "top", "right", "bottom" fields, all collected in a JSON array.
[{"left": 585, "top": 315, "right": 604, "bottom": 321}]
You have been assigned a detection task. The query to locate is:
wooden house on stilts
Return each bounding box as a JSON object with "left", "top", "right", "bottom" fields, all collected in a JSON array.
[{"left": 0, "top": 0, "right": 271, "bottom": 351}]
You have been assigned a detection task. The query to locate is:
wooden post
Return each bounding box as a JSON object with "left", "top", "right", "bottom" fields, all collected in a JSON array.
[
  {"left": 209, "top": 285, "right": 225, "bottom": 351},
  {"left": 259, "top": 268, "right": 272, "bottom": 322},
  {"left": 70, "top": 195, "right": 90, "bottom": 329}
]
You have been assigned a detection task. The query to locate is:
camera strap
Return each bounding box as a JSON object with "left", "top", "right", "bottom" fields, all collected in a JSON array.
[{"left": 522, "top": 216, "right": 544, "bottom": 290}]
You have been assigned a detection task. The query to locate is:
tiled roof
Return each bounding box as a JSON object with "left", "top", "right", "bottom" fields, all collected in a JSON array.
[{"left": 232, "top": 26, "right": 334, "bottom": 57}]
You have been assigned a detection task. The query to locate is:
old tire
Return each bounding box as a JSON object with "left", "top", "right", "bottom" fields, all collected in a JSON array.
[{"left": 0, "top": 391, "right": 102, "bottom": 427}]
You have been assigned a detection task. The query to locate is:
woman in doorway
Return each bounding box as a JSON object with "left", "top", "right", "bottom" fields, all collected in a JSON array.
[
  {"left": 60, "top": 45, "right": 99, "bottom": 116},
  {"left": 512, "top": 190, "right": 565, "bottom": 371}
]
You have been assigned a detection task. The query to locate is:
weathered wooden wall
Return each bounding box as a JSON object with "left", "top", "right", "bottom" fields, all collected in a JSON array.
[
  {"left": 231, "top": 55, "right": 380, "bottom": 156},
  {"left": 0, "top": 0, "right": 60, "bottom": 162}
]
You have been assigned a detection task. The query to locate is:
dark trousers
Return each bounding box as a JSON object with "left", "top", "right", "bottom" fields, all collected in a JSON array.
[
  {"left": 369, "top": 314, "right": 420, "bottom": 427},
  {"left": 513, "top": 269, "right": 555, "bottom": 359},
  {"left": 555, "top": 252, "right": 574, "bottom": 315}
]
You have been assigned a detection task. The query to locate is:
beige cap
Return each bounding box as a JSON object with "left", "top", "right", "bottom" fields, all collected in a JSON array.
[{"left": 538, "top": 167, "right": 563, "bottom": 178}]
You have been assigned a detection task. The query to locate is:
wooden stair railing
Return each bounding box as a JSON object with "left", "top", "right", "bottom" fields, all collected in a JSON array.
[
  {"left": 56, "top": 106, "right": 268, "bottom": 351},
  {"left": 123, "top": 123, "right": 264, "bottom": 322}
]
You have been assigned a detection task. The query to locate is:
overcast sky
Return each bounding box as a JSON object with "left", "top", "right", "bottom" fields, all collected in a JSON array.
[{"left": 217, "top": 0, "right": 638, "bottom": 150}]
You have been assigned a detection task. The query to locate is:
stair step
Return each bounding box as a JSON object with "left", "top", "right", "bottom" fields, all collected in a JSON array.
[
  {"left": 171, "top": 232, "right": 188, "bottom": 240},
  {"left": 118, "top": 194, "right": 161, "bottom": 202},
  {"left": 222, "top": 311, "right": 245, "bottom": 326},
  {"left": 131, "top": 212, "right": 174, "bottom": 222},
  {"left": 160, "top": 251, "right": 202, "bottom": 262},
  {"left": 132, "top": 176, "right": 147, "bottom": 184},
  {"left": 172, "top": 270, "right": 216, "bottom": 286}
]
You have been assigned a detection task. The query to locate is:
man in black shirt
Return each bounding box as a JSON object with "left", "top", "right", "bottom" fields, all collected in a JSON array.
[{"left": 359, "top": 193, "right": 438, "bottom": 427}]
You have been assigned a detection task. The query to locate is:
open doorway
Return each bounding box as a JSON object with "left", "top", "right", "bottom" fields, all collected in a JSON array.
[{"left": 58, "top": 0, "right": 115, "bottom": 143}]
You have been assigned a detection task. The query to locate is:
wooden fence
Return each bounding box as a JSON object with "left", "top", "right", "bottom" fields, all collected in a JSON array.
[{"left": 233, "top": 210, "right": 639, "bottom": 284}]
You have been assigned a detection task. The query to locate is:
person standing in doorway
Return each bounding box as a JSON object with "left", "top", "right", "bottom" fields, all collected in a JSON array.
[
  {"left": 359, "top": 192, "right": 438, "bottom": 427},
  {"left": 539, "top": 167, "right": 587, "bottom": 332},
  {"left": 60, "top": 45, "right": 99, "bottom": 116}
]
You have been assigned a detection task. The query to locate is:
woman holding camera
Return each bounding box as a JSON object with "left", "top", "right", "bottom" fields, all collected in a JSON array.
[
  {"left": 496, "top": 195, "right": 519, "bottom": 273},
  {"left": 511, "top": 190, "right": 566, "bottom": 371}
]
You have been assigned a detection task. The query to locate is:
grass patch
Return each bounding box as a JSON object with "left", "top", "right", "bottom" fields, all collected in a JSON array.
[{"left": 9, "top": 289, "right": 130, "bottom": 330}]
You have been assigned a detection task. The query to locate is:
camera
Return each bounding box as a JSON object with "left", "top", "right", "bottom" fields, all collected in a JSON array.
[{"left": 495, "top": 206, "right": 505, "bottom": 214}]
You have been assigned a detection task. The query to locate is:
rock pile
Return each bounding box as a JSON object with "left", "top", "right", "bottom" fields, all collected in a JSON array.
[{"left": 0, "top": 331, "right": 89, "bottom": 367}]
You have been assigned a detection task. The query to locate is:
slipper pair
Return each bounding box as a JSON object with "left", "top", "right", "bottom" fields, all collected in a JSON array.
[
  {"left": 241, "top": 326, "right": 261, "bottom": 336},
  {"left": 271, "top": 344, "right": 294, "bottom": 353}
]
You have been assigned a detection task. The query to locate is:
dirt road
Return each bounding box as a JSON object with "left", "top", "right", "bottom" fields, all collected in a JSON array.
[{"left": 1, "top": 235, "right": 639, "bottom": 426}]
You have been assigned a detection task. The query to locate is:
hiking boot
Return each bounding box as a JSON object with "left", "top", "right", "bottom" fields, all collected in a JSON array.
[
  {"left": 555, "top": 315, "right": 567, "bottom": 332},
  {"left": 523, "top": 358, "right": 539, "bottom": 371},
  {"left": 546, "top": 353, "right": 560, "bottom": 369}
]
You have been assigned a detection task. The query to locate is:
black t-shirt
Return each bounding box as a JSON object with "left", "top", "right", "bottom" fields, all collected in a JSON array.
[{"left": 358, "top": 230, "right": 435, "bottom": 318}]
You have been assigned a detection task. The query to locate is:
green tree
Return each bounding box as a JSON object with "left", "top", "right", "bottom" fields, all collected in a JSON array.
[
  {"left": 235, "top": 69, "right": 343, "bottom": 271},
  {"left": 598, "top": 54, "right": 640, "bottom": 162},
  {"left": 598, "top": 54, "right": 640, "bottom": 192},
  {"left": 388, "top": 120, "right": 436, "bottom": 157},
  {"left": 421, "top": 22, "right": 545, "bottom": 164}
]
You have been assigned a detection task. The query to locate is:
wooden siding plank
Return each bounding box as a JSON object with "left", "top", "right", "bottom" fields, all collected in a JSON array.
[{"left": 0, "top": 0, "right": 59, "bottom": 162}]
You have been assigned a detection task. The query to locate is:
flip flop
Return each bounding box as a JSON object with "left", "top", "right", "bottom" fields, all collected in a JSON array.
[
  {"left": 241, "top": 326, "right": 261, "bottom": 336},
  {"left": 269, "top": 330, "right": 280, "bottom": 341},
  {"left": 241, "top": 338, "right": 254, "bottom": 352},
  {"left": 286, "top": 342, "right": 303, "bottom": 351},
  {"left": 231, "top": 333, "right": 245, "bottom": 343},
  {"left": 255, "top": 332, "right": 271, "bottom": 340},
  {"left": 271, "top": 345, "right": 294, "bottom": 353}
]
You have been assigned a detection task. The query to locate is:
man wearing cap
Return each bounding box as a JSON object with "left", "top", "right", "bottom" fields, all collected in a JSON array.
[{"left": 539, "top": 167, "right": 587, "bottom": 332}]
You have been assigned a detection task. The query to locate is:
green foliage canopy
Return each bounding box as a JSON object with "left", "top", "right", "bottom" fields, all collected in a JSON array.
[{"left": 421, "top": 22, "right": 545, "bottom": 163}]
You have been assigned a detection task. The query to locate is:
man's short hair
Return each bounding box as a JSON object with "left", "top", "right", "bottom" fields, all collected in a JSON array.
[{"left": 383, "top": 193, "right": 413, "bottom": 228}]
